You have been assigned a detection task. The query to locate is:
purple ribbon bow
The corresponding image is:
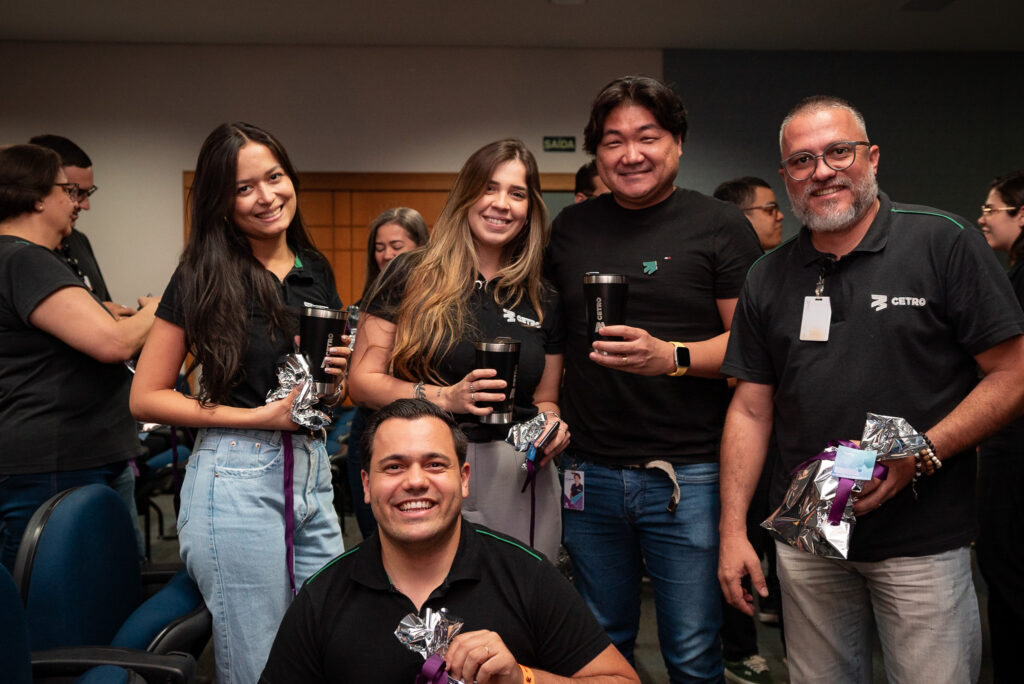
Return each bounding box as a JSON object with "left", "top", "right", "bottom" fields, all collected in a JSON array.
[
  {"left": 415, "top": 654, "right": 448, "bottom": 684},
  {"left": 795, "top": 440, "right": 889, "bottom": 525}
]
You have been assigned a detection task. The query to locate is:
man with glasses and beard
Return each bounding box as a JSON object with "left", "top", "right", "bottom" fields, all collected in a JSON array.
[{"left": 717, "top": 95, "right": 1024, "bottom": 683}]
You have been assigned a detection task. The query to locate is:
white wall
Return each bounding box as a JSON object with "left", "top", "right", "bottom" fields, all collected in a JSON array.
[{"left": 0, "top": 42, "right": 660, "bottom": 300}]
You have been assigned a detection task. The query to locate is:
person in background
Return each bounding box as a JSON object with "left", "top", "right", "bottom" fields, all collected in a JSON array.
[
  {"left": 0, "top": 143, "right": 156, "bottom": 571},
  {"left": 346, "top": 207, "right": 430, "bottom": 539},
  {"left": 130, "top": 122, "right": 347, "bottom": 684},
  {"left": 574, "top": 159, "right": 610, "bottom": 203},
  {"left": 713, "top": 176, "right": 784, "bottom": 251},
  {"left": 975, "top": 170, "right": 1024, "bottom": 684},
  {"left": 31, "top": 133, "right": 157, "bottom": 559},
  {"left": 350, "top": 139, "right": 570, "bottom": 562}
]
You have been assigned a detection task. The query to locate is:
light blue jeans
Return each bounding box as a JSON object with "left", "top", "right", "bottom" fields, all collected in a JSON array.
[
  {"left": 776, "top": 543, "right": 980, "bottom": 684},
  {"left": 561, "top": 460, "right": 723, "bottom": 683},
  {"left": 178, "top": 428, "right": 343, "bottom": 684}
]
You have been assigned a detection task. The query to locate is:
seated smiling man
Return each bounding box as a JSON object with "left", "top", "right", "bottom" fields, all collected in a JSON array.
[{"left": 260, "top": 399, "right": 639, "bottom": 684}]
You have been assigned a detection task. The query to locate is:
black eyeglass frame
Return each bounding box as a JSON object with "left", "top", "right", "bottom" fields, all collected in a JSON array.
[{"left": 780, "top": 141, "right": 872, "bottom": 181}]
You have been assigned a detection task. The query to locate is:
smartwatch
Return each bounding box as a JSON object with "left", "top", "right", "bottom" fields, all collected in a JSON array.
[{"left": 668, "top": 342, "right": 690, "bottom": 377}]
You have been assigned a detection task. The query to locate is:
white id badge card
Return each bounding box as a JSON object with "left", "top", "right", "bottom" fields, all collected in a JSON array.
[
  {"left": 833, "top": 445, "right": 878, "bottom": 480},
  {"left": 800, "top": 296, "right": 831, "bottom": 341},
  {"left": 563, "top": 469, "right": 584, "bottom": 511}
]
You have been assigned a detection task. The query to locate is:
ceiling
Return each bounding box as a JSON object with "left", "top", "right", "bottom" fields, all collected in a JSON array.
[{"left": 1, "top": 0, "right": 1020, "bottom": 52}]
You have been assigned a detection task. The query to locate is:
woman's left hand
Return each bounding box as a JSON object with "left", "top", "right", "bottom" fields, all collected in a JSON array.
[
  {"left": 323, "top": 338, "right": 352, "bottom": 377},
  {"left": 537, "top": 416, "right": 570, "bottom": 467}
]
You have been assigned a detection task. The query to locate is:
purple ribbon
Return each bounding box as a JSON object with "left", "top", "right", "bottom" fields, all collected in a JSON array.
[
  {"left": 795, "top": 440, "right": 889, "bottom": 525},
  {"left": 283, "top": 432, "right": 296, "bottom": 597},
  {"left": 520, "top": 460, "right": 537, "bottom": 548},
  {"left": 415, "top": 654, "right": 447, "bottom": 684}
]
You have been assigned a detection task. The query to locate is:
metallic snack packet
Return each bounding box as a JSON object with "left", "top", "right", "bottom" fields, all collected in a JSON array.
[
  {"left": 506, "top": 411, "right": 551, "bottom": 452},
  {"left": 762, "top": 413, "right": 921, "bottom": 560},
  {"left": 264, "top": 353, "right": 332, "bottom": 430},
  {"left": 394, "top": 608, "right": 465, "bottom": 684}
]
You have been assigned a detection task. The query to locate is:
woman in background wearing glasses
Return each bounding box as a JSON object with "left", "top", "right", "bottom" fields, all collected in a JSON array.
[
  {"left": 0, "top": 144, "right": 157, "bottom": 571},
  {"left": 975, "top": 170, "right": 1024, "bottom": 684}
]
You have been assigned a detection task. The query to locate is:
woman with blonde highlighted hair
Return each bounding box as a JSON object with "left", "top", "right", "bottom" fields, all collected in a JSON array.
[{"left": 349, "top": 139, "right": 569, "bottom": 559}]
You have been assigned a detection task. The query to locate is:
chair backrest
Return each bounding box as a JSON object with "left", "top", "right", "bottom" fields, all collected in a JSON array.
[
  {"left": 112, "top": 567, "right": 209, "bottom": 655},
  {"left": 0, "top": 564, "right": 32, "bottom": 684},
  {"left": 13, "top": 485, "right": 143, "bottom": 650}
]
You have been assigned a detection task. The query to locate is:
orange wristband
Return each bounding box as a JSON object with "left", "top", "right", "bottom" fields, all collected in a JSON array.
[{"left": 519, "top": 664, "right": 535, "bottom": 683}]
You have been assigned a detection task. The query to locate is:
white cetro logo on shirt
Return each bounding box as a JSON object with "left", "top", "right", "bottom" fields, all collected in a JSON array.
[
  {"left": 870, "top": 294, "right": 926, "bottom": 311},
  {"left": 503, "top": 309, "right": 540, "bottom": 328}
]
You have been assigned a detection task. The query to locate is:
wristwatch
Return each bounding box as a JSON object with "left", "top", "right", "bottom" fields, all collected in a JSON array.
[{"left": 668, "top": 342, "right": 690, "bottom": 377}]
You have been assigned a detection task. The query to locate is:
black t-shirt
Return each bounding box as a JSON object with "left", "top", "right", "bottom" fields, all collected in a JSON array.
[
  {"left": 157, "top": 250, "right": 342, "bottom": 409},
  {"left": 364, "top": 251, "right": 565, "bottom": 431},
  {"left": 545, "top": 189, "right": 762, "bottom": 464},
  {"left": 0, "top": 236, "right": 139, "bottom": 474},
  {"left": 57, "top": 228, "right": 111, "bottom": 302},
  {"left": 259, "top": 521, "right": 611, "bottom": 683},
  {"left": 722, "top": 192, "right": 1024, "bottom": 561}
]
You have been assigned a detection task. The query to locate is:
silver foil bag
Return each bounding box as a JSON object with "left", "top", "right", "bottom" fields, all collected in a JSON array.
[
  {"left": 506, "top": 411, "right": 550, "bottom": 452},
  {"left": 761, "top": 448, "right": 854, "bottom": 560},
  {"left": 394, "top": 608, "right": 465, "bottom": 684},
  {"left": 264, "top": 353, "right": 331, "bottom": 430},
  {"left": 762, "top": 414, "right": 922, "bottom": 560}
]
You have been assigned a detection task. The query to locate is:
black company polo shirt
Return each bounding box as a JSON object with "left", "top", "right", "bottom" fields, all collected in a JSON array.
[
  {"left": 259, "top": 520, "right": 610, "bottom": 683},
  {"left": 723, "top": 192, "right": 1024, "bottom": 561}
]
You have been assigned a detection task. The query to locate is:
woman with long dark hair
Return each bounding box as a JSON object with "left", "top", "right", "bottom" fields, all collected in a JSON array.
[
  {"left": 0, "top": 144, "right": 157, "bottom": 570},
  {"left": 976, "top": 170, "right": 1024, "bottom": 684},
  {"left": 349, "top": 139, "right": 569, "bottom": 560},
  {"left": 130, "top": 123, "right": 346, "bottom": 683}
]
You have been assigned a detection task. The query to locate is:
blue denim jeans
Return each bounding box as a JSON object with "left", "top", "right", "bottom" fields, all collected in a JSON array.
[
  {"left": 0, "top": 464, "right": 123, "bottom": 572},
  {"left": 777, "top": 543, "right": 980, "bottom": 684},
  {"left": 561, "top": 460, "right": 723, "bottom": 683},
  {"left": 178, "top": 428, "right": 343, "bottom": 684}
]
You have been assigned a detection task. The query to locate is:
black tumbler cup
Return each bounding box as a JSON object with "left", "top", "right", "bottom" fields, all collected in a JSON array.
[
  {"left": 584, "top": 273, "right": 628, "bottom": 347},
  {"left": 299, "top": 305, "right": 348, "bottom": 396},
  {"left": 474, "top": 337, "right": 521, "bottom": 425}
]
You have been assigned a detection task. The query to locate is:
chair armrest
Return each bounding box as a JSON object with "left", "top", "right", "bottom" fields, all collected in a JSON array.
[{"left": 32, "top": 647, "right": 196, "bottom": 684}]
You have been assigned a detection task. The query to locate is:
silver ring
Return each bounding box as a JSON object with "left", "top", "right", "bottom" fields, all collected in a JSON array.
[
  {"left": 484, "top": 646, "right": 490, "bottom": 655},
  {"left": 621, "top": 355, "right": 628, "bottom": 366},
  {"left": 471, "top": 392, "right": 475, "bottom": 402},
  {"left": 469, "top": 381, "right": 475, "bottom": 392}
]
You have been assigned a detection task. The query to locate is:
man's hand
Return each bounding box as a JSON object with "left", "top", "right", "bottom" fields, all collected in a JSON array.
[
  {"left": 718, "top": 533, "right": 768, "bottom": 616},
  {"left": 852, "top": 454, "right": 916, "bottom": 515},
  {"left": 446, "top": 630, "right": 522, "bottom": 684},
  {"left": 589, "top": 325, "right": 674, "bottom": 376},
  {"left": 103, "top": 301, "right": 135, "bottom": 318}
]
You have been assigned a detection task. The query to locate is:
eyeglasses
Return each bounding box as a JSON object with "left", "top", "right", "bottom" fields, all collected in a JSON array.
[
  {"left": 980, "top": 205, "right": 1018, "bottom": 216},
  {"left": 71, "top": 185, "right": 98, "bottom": 201},
  {"left": 780, "top": 141, "right": 871, "bottom": 181},
  {"left": 54, "top": 182, "right": 80, "bottom": 200},
  {"left": 743, "top": 202, "right": 780, "bottom": 215}
]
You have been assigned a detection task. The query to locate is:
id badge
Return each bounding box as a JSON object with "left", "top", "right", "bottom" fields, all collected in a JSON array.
[
  {"left": 833, "top": 445, "right": 878, "bottom": 481},
  {"left": 800, "top": 296, "right": 831, "bottom": 342},
  {"left": 563, "top": 469, "right": 584, "bottom": 510}
]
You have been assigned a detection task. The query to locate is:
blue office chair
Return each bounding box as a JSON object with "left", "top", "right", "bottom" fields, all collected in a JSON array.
[
  {"left": 1, "top": 563, "right": 194, "bottom": 683},
  {"left": 12, "top": 485, "right": 210, "bottom": 660}
]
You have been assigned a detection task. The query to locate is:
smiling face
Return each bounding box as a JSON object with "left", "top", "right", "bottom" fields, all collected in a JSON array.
[
  {"left": 231, "top": 142, "right": 297, "bottom": 247},
  {"left": 467, "top": 159, "right": 529, "bottom": 259},
  {"left": 979, "top": 188, "right": 1023, "bottom": 253},
  {"left": 595, "top": 103, "right": 682, "bottom": 210},
  {"left": 780, "top": 107, "right": 879, "bottom": 234},
  {"left": 374, "top": 222, "right": 418, "bottom": 270},
  {"left": 361, "top": 416, "right": 470, "bottom": 551}
]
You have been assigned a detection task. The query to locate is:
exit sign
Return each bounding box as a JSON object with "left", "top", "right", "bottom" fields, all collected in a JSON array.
[{"left": 543, "top": 136, "right": 576, "bottom": 152}]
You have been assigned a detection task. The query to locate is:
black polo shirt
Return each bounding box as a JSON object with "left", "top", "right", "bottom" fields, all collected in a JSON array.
[
  {"left": 0, "top": 236, "right": 138, "bottom": 474},
  {"left": 364, "top": 250, "right": 565, "bottom": 431},
  {"left": 259, "top": 521, "right": 611, "bottom": 683},
  {"left": 545, "top": 188, "right": 762, "bottom": 464},
  {"left": 157, "top": 249, "right": 342, "bottom": 409},
  {"left": 723, "top": 192, "right": 1024, "bottom": 561}
]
